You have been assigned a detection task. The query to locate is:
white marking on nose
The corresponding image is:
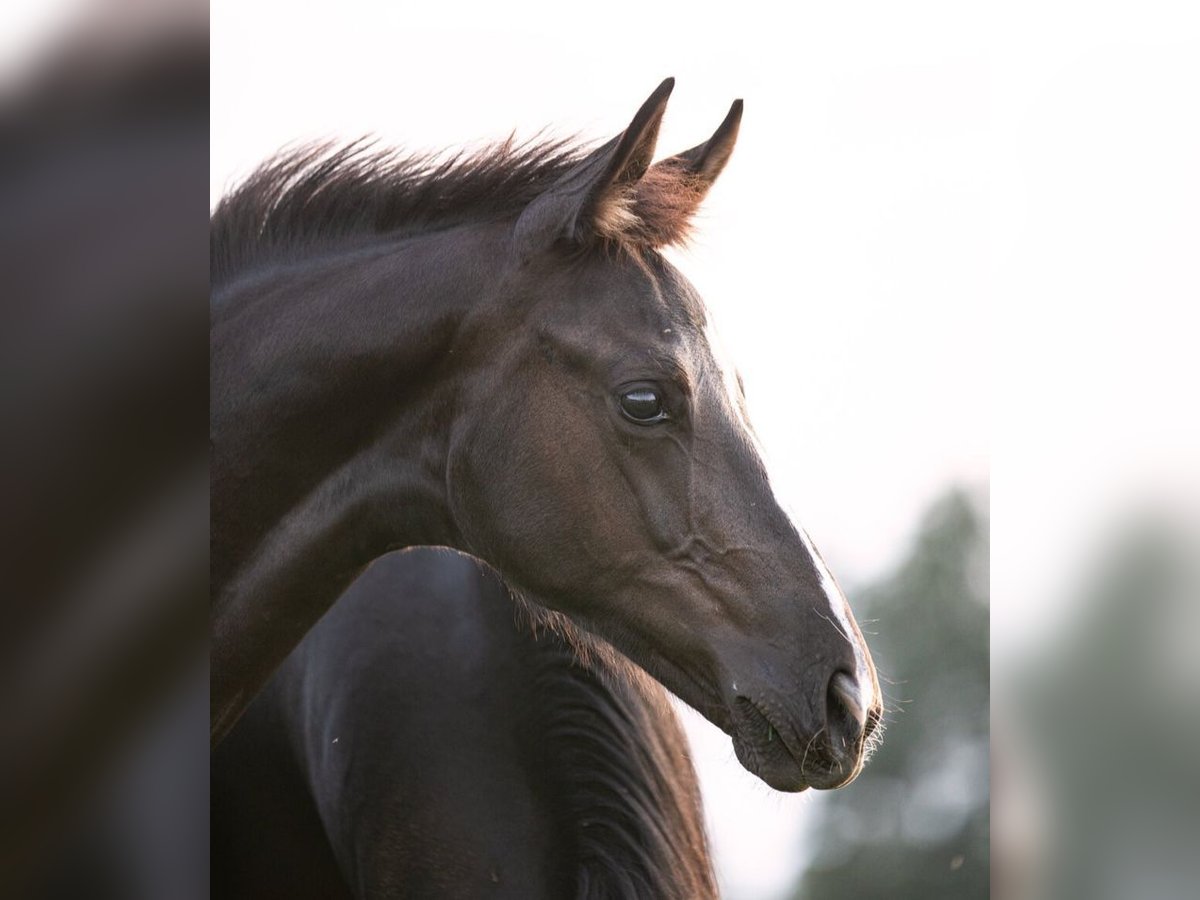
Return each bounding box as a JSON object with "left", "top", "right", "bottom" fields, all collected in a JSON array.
[
  {"left": 799, "top": 529, "right": 873, "bottom": 712},
  {"left": 829, "top": 671, "right": 868, "bottom": 731}
]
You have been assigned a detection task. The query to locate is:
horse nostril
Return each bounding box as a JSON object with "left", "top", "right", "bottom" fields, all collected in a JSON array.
[{"left": 826, "top": 670, "right": 867, "bottom": 746}]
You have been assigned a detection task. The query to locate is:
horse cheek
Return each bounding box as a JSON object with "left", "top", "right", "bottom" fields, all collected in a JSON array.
[{"left": 445, "top": 396, "right": 581, "bottom": 596}]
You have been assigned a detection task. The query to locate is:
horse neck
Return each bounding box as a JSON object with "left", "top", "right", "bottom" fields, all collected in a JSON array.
[{"left": 209, "top": 224, "right": 506, "bottom": 742}]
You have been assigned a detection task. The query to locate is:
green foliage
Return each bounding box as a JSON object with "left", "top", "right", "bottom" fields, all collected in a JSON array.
[{"left": 795, "top": 488, "right": 990, "bottom": 900}]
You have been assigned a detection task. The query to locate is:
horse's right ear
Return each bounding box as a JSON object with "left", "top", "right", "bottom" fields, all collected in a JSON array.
[{"left": 514, "top": 78, "right": 675, "bottom": 253}]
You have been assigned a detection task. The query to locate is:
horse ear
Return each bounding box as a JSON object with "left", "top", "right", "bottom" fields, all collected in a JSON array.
[
  {"left": 515, "top": 78, "right": 674, "bottom": 250},
  {"left": 659, "top": 98, "right": 742, "bottom": 189},
  {"left": 629, "top": 98, "right": 743, "bottom": 247}
]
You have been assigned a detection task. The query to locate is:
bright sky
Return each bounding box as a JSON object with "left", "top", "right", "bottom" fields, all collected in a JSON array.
[{"left": 210, "top": 3, "right": 992, "bottom": 895}]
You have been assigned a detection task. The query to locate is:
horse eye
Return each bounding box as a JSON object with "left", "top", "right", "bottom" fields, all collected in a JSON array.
[{"left": 619, "top": 387, "right": 668, "bottom": 424}]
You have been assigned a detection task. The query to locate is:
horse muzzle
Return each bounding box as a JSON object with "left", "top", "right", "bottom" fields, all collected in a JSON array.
[{"left": 727, "top": 669, "right": 881, "bottom": 792}]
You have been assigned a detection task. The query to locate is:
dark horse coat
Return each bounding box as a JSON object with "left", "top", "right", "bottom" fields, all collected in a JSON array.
[{"left": 211, "top": 549, "right": 717, "bottom": 899}]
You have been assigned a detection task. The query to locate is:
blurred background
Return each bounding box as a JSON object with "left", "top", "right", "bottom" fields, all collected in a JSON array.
[{"left": 4, "top": 0, "right": 1199, "bottom": 897}]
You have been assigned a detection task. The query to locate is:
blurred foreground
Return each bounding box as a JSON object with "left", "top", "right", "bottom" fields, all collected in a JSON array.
[{"left": 1, "top": 2, "right": 207, "bottom": 895}]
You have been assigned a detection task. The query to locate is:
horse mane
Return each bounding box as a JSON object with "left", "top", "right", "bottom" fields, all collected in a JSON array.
[
  {"left": 211, "top": 135, "right": 703, "bottom": 288},
  {"left": 521, "top": 615, "right": 718, "bottom": 900}
]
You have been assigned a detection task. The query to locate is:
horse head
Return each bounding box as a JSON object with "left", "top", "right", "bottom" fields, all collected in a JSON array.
[{"left": 447, "top": 80, "right": 881, "bottom": 791}]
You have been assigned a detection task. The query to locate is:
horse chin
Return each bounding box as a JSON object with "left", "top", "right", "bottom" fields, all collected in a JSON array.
[{"left": 731, "top": 734, "right": 811, "bottom": 793}]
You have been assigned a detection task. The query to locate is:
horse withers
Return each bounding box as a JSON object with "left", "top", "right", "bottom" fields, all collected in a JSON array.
[
  {"left": 210, "top": 79, "right": 881, "bottom": 791},
  {"left": 211, "top": 549, "right": 716, "bottom": 900}
]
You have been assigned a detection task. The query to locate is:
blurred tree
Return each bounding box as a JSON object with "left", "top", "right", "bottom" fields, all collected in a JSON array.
[
  {"left": 1019, "top": 516, "right": 1200, "bottom": 900},
  {"left": 794, "top": 488, "right": 989, "bottom": 899}
]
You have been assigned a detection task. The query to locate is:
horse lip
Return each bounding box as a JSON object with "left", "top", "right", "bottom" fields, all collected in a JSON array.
[{"left": 730, "top": 694, "right": 866, "bottom": 792}]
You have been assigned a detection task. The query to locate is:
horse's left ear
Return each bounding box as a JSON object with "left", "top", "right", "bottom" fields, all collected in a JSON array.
[
  {"left": 656, "top": 98, "right": 742, "bottom": 189},
  {"left": 515, "top": 78, "right": 674, "bottom": 251},
  {"left": 630, "top": 98, "right": 743, "bottom": 247}
]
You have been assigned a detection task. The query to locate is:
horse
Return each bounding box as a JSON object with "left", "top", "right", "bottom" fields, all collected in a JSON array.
[
  {"left": 211, "top": 548, "right": 718, "bottom": 899},
  {"left": 210, "top": 78, "right": 882, "bottom": 791}
]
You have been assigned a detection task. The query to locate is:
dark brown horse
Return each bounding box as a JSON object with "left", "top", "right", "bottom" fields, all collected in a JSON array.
[
  {"left": 210, "top": 79, "right": 881, "bottom": 791},
  {"left": 211, "top": 549, "right": 717, "bottom": 899}
]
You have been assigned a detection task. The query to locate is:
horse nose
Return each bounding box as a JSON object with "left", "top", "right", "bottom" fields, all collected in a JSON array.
[{"left": 825, "top": 670, "right": 869, "bottom": 755}]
